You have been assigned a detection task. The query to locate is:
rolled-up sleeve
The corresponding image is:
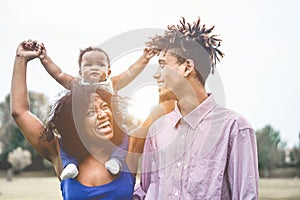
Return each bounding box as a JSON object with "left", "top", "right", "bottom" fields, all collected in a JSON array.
[{"left": 227, "top": 128, "right": 259, "bottom": 199}]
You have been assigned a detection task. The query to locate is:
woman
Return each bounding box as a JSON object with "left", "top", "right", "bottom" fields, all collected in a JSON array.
[{"left": 11, "top": 40, "right": 134, "bottom": 199}]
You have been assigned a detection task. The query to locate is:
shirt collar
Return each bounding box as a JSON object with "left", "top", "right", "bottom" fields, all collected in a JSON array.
[{"left": 170, "top": 94, "right": 217, "bottom": 129}]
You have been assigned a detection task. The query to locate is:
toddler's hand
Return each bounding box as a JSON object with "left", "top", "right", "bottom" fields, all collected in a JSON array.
[{"left": 143, "top": 48, "right": 159, "bottom": 59}]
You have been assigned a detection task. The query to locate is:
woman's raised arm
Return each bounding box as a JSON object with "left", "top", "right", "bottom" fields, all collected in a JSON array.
[{"left": 10, "top": 40, "right": 59, "bottom": 163}]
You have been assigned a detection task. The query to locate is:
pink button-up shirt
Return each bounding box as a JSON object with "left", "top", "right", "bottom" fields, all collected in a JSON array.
[{"left": 134, "top": 94, "right": 259, "bottom": 200}]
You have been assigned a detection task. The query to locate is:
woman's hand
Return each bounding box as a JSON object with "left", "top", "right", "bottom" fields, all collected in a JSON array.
[{"left": 16, "top": 40, "right": 42, "bottom": 62}]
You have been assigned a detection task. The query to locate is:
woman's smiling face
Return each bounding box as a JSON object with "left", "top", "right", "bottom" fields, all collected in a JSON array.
[{"left": 84, "top": 93, "right": 114, "bottom": 141}]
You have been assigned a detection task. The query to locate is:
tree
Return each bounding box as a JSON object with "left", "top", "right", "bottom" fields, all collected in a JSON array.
[
  {"left": 256, "top": 125, "right": 285, "bottom": 177},
  {"left": 7, "top": 147, "right": 32, "bottom": 173},
  {"left": 289, "top": 132, "right": 300, "bottom": 167},
  {"left": 290, "top": 147, "right": 300, "bottom": 167},
  {"left": 0, "top": 92, "right": 50, "bottom": 170}
]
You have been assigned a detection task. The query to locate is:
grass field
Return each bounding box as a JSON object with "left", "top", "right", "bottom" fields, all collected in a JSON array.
[
  {"left": 259, "top": 178, "right": 300, "bottom": 200},
  {"left": 0, "top": 171, "right": 300, "bottom": 199}
]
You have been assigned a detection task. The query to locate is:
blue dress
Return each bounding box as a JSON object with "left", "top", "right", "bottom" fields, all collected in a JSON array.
[{"left": 61, "top": 167, "right": 135, "bottom": 200}]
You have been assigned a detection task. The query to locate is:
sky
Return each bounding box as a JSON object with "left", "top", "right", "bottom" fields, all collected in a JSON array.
[{"left": 1, "top": 0, "right": 300, "bottom": 148}]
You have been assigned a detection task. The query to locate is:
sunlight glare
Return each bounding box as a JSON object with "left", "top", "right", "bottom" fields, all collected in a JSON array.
[{"left": 128, "top": 84, "right": 159, "bottom": 121}]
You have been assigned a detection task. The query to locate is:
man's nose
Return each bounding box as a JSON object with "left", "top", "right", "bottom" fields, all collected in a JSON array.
[{"left": 153, "top": 67, "right": 161, "bottom": 79}]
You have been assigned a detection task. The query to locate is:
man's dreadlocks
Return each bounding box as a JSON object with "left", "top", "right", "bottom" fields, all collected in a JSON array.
[{"left": 146, "top": 17, "right": 224, "bottom": 84}]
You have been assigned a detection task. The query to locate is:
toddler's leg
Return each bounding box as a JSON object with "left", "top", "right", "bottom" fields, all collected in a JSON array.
[
  {"left": 105, "top": 134, "right": 128, "bottom": 175},
  {"left": 60, "top": 145, "right": 79, "bottom": 180}
]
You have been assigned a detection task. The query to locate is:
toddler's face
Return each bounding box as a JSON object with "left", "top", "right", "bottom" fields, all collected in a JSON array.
[{"left": 80, "top": 51, "right": 110, "bottom": 83}]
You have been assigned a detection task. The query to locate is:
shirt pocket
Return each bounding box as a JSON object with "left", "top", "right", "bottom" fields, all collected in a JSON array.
[{"left": 186, "top": 159, "right": 224, "bottom": 200}]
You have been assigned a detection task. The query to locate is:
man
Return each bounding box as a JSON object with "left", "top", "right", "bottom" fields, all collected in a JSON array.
[{"left": 134, "top": 17, "right": 259, "bottom": 199}]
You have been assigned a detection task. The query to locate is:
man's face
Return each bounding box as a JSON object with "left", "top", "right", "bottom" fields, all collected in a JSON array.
[
  {"left": 153, "top": 51, "right": 186, "bottom": 100},
  {"left": 80, "top": 51, "right": 111, "bottom": 84}
]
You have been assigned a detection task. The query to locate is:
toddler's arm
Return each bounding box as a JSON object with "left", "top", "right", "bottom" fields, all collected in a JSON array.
[
  {"left": 111, "top": 48, "right": 157, "bottom": 91},
  {"left": 38, "top": 43, "right": 75, "bottom": 90}
]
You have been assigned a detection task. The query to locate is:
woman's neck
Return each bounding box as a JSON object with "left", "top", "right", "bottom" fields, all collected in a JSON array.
[{"left": 77, "top": 154, "right": 114, "bottom": 187}]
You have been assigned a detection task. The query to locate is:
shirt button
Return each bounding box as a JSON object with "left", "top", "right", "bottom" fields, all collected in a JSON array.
[
  {"left": 177, "top": 162, "right": 182, "bottom": 167},
  {"left": 174, "top": 191, "right": 179, "bottom": 196}
]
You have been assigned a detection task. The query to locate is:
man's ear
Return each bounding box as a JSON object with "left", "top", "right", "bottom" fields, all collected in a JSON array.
[
  {"left": 79, "top": 70, "right": 82, "bottom": 76},
  {"left": 184, "top": 59, "right": 195, "bottom": 77},
  {"left": 108, "top": 68, "right": 111, "bottom": 76}
]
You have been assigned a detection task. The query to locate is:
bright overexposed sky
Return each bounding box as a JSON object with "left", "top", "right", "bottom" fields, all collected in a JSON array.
[{"left": 1, "top": 0, "right": 300, "bottom": 148}]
